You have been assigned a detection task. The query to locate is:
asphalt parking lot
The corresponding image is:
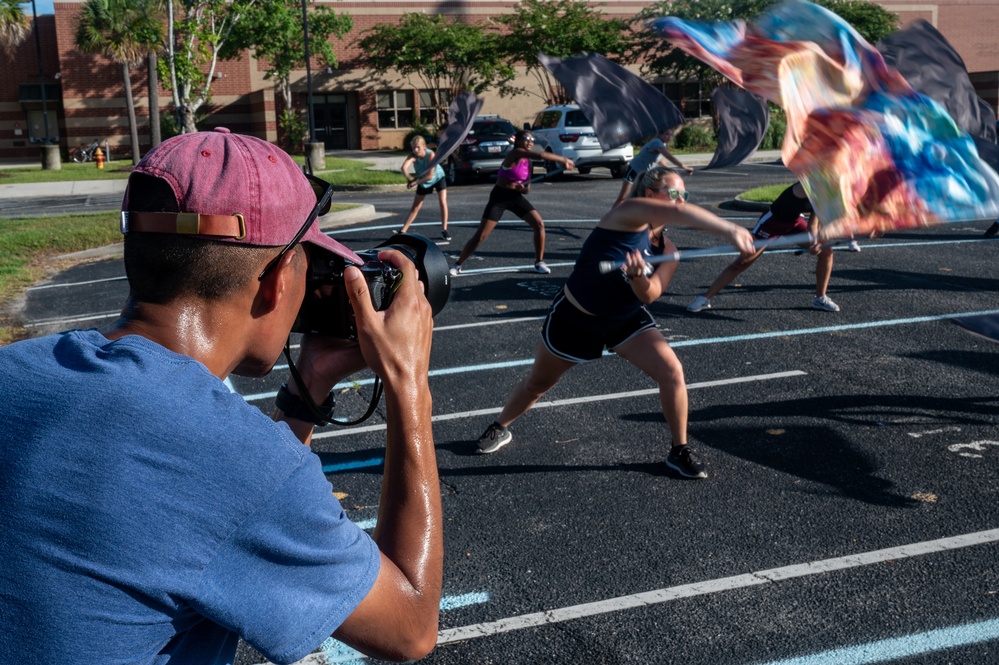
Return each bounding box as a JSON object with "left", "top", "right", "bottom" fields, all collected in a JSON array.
[{"left": 17, "top": 163, "right": 999, "bottom": 665}]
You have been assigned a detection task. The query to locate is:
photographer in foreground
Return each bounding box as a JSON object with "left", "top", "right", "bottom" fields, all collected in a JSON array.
[{"left": 0, "top": 128, "right": 442, "bottom": 664}]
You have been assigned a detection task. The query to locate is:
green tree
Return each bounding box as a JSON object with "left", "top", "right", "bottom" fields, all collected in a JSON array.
[
  {"left": 495, "top": 0, "right": 633, "bottom": 105},
  {"left": 161, "top": 0, "right": 257, "bottom": 134},
  {"left": 356, "top": 13, "right": 513, "bottom": 125},
  {"left": 76, "top": 0, "right": 163, "bottom": 164},
  {"left": 0, "top": 0, "right": 30, "bottom": 57},
  {"left": 813, "top": 0, "right": 898, "bottom": 44},
  {"left": 229, "top": 0, "right": 352, "bottom": 151}
]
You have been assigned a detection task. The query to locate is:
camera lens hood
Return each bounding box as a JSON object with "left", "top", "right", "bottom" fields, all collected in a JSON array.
[{"left": 375, "top": 233, "right": 451, "bottom": 316}]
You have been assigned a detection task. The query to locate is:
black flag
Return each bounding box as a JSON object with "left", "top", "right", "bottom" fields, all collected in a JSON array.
[
  {"left": 415, "top": 92, "right": 485, "bottom": 180},
  {"left": 704, "top": 86, "right": 769, "bottom": 170},
  {"left": 878, "top": 20, "right": 993, "bottom": 141},
  {"left": 538, "top": 52, "right": 685, "bottom": 151}
]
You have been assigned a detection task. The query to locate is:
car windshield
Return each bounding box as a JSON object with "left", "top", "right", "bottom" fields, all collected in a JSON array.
[
  {"left": 471, "top": 121, "right": 516, "bottom": 139},
  {"left": 564, "top": 110, "right": 592, "bottom": 128}
]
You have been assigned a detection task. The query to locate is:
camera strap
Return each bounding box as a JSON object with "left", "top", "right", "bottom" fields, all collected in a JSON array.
[{"left": 282, "top": 339, "right": 384, "bottom": 427}]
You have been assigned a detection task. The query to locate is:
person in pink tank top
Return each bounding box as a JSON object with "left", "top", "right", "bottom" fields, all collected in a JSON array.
[{"left": 449, "top": 130, "right": 575, "bottom": 276}]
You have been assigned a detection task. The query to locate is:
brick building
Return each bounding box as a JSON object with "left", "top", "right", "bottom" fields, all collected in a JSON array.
[{"left": 1, "top": 0, "right": 996, "bottom": 161}]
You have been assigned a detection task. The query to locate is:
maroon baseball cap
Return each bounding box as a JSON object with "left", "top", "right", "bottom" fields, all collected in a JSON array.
[{"left": 121, "top": 127, "right": 361, "bottom": 264}]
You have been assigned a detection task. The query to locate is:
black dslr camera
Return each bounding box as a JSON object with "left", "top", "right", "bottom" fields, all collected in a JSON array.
[{"left": 292, "top": 233, "right": 451, "bottom": 339}]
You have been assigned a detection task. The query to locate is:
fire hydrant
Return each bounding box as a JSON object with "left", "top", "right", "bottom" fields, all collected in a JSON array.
[{"left": 94, "top": 147, "right": 104, "bottom": 170}]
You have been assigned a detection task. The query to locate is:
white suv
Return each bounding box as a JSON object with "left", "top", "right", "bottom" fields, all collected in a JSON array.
[{"left": 529, "top": 104, "right": 634, "bottom": 178}]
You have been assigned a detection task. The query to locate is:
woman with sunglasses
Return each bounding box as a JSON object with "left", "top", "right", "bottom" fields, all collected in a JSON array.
[
  {"left": 449, "top": 130, "right": 574, "bottom": 276},
  {"left": 471, "top": 167, "right": 755, "bottom": 479},
  {"left": 687, "top": 181, "right": 840, "bottom": 313}
]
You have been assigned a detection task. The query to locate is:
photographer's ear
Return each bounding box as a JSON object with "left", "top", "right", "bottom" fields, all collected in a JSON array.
[{"left": 256, "top": 246, "right": 304, "bottom": 314}]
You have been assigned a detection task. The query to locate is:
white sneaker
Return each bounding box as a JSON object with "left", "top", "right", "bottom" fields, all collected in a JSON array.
[
  {"left": 449, "top": 264, "right": 462, "bottom": 276},
  {"left": 812, "top": 295, "right": 840, "bottom": 312},
  {"left": 687, "top": 295, "right": 711, "bottom": 312},
  {"left": 846, "top": 240, "right": 861, "bottom": 252},
  {"left": 534, "top": 261, "right": 551, "bottom": 274}
]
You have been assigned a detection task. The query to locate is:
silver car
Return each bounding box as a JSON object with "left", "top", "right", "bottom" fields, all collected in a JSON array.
[{"left": 529, "top": 104, "right": 634, "bottom": 178}]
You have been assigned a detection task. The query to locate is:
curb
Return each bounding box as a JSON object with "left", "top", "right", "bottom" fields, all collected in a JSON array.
[{"left": 728, "top": 197, "right": 771, "bottom": 212}]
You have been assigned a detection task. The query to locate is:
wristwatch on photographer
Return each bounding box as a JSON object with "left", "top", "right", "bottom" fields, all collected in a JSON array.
[{"left": 275, "top": 383, "right": 335, "bottom": 426}]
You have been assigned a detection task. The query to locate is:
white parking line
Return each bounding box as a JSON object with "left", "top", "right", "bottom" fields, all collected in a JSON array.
[
  {"left": 436, "top": 528, "right": 999, "bottom": 645},
  {"left": 309, "top": 370, "right": 806, "bottom": 440}
]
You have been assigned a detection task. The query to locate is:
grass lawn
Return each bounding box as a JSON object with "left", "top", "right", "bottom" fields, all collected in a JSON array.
[
  {"left": 0, "top": 202, "right": 358, "bottom": 345},
  {"left": 739, "top": 183, "right": 794, "bottom": 203}
]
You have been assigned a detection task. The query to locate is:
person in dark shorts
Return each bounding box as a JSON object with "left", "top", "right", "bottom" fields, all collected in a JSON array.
[
  {"left": 473, "top": 167, "right": 755, "bottom": 478},
  {"left": 399, "top": 135, "right": 450, "bottom": 242},
  {"left": 449, "top": 130, "right": 574, "bottom": 276},
  {"left": 686, "top": 181, "right": 842, "bottom": 313}
]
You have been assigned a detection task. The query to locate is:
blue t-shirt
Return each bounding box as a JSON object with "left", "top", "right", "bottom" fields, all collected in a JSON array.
[
  {"left": 628, "top": 137, "right": 667, "bottom": 174},
  {"left": 0, "top": 330, "right": 380, "bottom": 665}
]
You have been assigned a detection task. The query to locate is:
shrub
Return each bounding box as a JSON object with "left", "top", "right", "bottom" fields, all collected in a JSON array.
[
  {"left": 760, "top": 107, "right": 787, "bottom": 151},
  {"left": 672, "top": 124, "right": 715, "bottom": 150},
  {"left": 402, "top": 124, "right": 433, "bottom": 151}
]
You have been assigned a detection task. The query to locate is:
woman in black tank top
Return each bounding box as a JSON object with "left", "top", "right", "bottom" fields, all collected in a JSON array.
[{"left": 470, "top": 167, "right": 755, "bottom": 479}]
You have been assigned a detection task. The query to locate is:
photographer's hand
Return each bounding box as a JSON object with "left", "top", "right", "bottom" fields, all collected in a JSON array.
[{"left": 333, "top": 250, "right": 442, "bottom": 661}]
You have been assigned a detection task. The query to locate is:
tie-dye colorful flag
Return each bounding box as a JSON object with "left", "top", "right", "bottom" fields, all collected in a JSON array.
[
  {"left": 653, "top": 0, "right": 999, "bottom": 240},
  {"left": 878, "top": 20, "right": 995, "bottom": 143}
]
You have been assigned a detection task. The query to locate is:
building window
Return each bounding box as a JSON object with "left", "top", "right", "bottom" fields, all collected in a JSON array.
[
  {"left": 377, "top": 90, "right": 414, "bottom": 129},
  {"left": 418, "top": 89, "right": 452, "bottom": 127},
  {"left": 658, "top": 81, "right": 712, "bottom": 118}
]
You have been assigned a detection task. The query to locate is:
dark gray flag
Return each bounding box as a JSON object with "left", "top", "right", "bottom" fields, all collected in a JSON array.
[
  {"left": 705, "top": 86, "right": 769, "bottom": 170},
  {"left": 416, "top": 92, "right": 485, "bottom": 180},
  {"left": 538, "top": 52, "right": 685, "bottom": 151},
  {"left": 977, "top": 97, "right": 996, "bottom": 144},
  {"left": 877, "top": 20, "right": 993, "bottom": 141}
]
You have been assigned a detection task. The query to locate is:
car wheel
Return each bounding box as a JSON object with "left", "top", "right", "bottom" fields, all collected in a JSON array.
[
  {"left": 577, "top": 166, "right": 591, "bottom": 175},
  {"left": 446, "top": 159, "right": 463, "bottom": 186},
  {"left": 610, "top": 164, "right": 627, "bottom": 179}
]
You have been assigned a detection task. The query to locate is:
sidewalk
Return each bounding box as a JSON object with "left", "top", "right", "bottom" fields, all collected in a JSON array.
[{"left": 0, "top": 149, "right": 784, "bottom": 200}]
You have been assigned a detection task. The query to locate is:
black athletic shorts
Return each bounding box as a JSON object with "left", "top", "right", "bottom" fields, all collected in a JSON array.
[
  {"left": 542, "top": 291, "right": 657, "bottom": 363},
  {"left": 415, "top": 178, "right": 447, "bottom": 196},
  {"left": 482, "top": 186, "right": 536, "bottom": 221}
]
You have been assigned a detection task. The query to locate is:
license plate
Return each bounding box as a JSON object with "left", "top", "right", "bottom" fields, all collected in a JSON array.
[
  {"left": 487, "top": 146, "right": 502, "bottom": 153},
  {"left": 582, "top": 137, "right": 599, "bottom": 147}
]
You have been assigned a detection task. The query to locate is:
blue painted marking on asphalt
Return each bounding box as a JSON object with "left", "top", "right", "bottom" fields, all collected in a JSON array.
[
  {"left": 316, "top": 591, "right": 492, "bottom": 664},
  {"left": 754, "top": 617, "right": 999, "bottom": 665},
  {"left": 440, "top": 591, "right": 491, "bottom": 610},
  {"left": 321, "top": 458, "right": 383, "bottom": 473},
  {"left": 353, "top": 517, "right": 377, "bottom": 530},
  {"left": 241, "top": 308, "right": 999, "bottom": 403}
]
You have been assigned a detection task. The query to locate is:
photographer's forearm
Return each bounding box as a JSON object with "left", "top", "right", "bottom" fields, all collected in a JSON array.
[{"left": 373, "top": 376, "right": 442, "bottom": 600}]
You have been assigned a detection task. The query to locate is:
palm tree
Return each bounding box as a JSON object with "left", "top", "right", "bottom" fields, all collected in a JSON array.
[
  {"left": 0, "top": 0, "right": 30, "bottom": 57},
  {"left": 76, "top": 0, "right": 162, "bottom": 164}
]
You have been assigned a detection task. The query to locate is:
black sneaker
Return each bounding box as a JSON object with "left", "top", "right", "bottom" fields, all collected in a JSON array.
[
  {"left": 442, "top": 229, "right": 451, "bottom": 242},
  {"left": 665, "top": 445, "right": 707, "bottom": 479},
  {"left": 985, "top": 221, "right": 999, "bottom": 238},
  {"left": 477, "top": 422, "right": 512, "bottom": 454}
]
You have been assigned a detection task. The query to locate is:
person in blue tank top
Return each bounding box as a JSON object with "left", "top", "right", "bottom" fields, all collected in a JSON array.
[
  {"left": 0, "top": 129, "right": 443, "bottom": 665},
  {"left": 399, "top": 135, "right": 450, "bottom": 242},
  {"left": 472, "top": 166, "right": 755, "bottom": 479}
]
